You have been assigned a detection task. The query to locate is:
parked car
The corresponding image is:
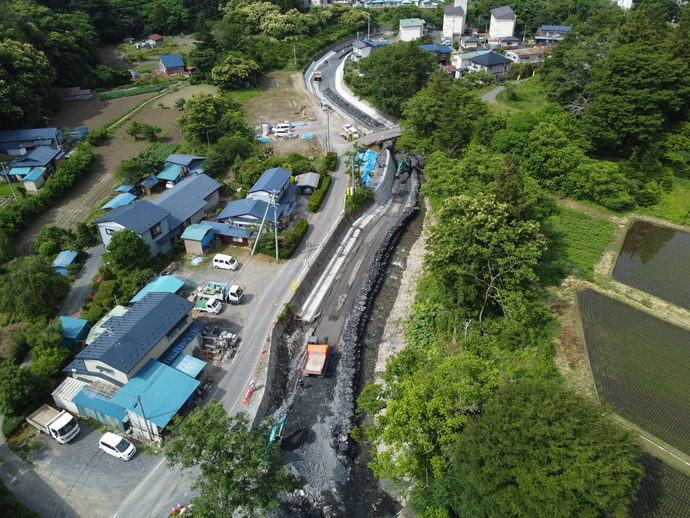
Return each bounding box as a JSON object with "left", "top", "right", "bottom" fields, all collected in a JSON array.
[{"left": 99, "top": 432, "right": 137, "bottom": 461}]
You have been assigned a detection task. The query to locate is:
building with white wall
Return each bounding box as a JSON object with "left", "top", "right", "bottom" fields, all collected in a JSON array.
[
  {"left": 489, "top": 6, "right": 516, "bottom": 39},
  {"left": 442, "top": 0, "right": 467, "bottom": 40},
  {"left": 399, "top": 18, "right": 425, "bottom": 41}
]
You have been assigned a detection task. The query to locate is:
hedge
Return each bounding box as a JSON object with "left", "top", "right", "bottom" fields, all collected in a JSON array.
[
  {"left": 308, "top": 174, "right": 332, "bottom": 212},
  {"left": 256, "top": 218, "right": 308, "bottom": 259}
]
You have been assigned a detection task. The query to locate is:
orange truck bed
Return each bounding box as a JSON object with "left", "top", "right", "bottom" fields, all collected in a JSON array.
[{"left": 302, "top": 343, "right": 329, "bottom": 376}]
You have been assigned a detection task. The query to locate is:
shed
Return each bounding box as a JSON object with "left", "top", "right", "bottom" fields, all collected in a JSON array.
[
  {"left": 115, "top": 184, "right": 135, "bottom": 193},
  {"left": 295, "top": 172, "right": 321, "bottom": 194},
  {"left": 73, "top": 382, "right": 127, "bottom": 431},
  {"left": 180, "top": 224, "right": 215, "bottom": 255},
  {"left": 59, "top": 316, "right": 90, "bottom": 349},
  {"left": 100, "top": 193, "right": 137, "bottom": 211},
  {"left": 137, "top": 175, "right": 161, "bottom": 196},
  {"left": 22, "top": 167, "right": 48, "bottom": 191},
  {"left": 202, "top": 221, "right": 253, "bottom": 247},
  {"left": 129, "top": 276, "right": 185, "bottom": 304},
  {"left": 53, "top": 250, "right": 79, "bottom": 277},
  {"left": 158, "top": 54, "right": 185, "bottom": 75},
  {"left": 52, "top": 377, "right": 87, "bottom": 415}
]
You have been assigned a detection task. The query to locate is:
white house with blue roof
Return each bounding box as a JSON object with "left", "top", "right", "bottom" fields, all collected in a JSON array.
[
  {"left": 93, "top": 174, "right": 221, "bottom": 256},
  {"left": 158, "top": 53, "right": 186, "bottom": 75},
  {"left": 60, "top": 292, "right": 206, "bottom": 439},
  {"left": 0, "top": 128, "right": 64, "bottom": 156},
  {"left": 215, "top": 167, "right": 297, "bottom": 231}
]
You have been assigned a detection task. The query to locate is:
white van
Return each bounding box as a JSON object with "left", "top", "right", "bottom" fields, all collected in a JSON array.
[
  {"left": 213, "top": 254, "right": 239, "bottom": 271},
  {"left": 99, "top": 432, "right": 136, "bottom": 461},
  {"left": 274, "top": 122, "right": 291, "bottom": 132}
]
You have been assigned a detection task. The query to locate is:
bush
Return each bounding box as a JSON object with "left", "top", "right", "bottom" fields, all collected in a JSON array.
[
  {"left": 256, "top": 218, "right": 308, "bottom": 259},
  {"left": 345, "top": 186, "right": 374, "bottom": 216},
  {"left": 308, "top": 174, "right": 332, "bottom": 212},
  {"left": 1, "top": 413, "right": 27, "bottom": 441},
  {"left": 321, "top": 152, "right": 338, "bottom": 173},
  {"left": 85, "top": 127, "right": 111, "bottom": 146}
]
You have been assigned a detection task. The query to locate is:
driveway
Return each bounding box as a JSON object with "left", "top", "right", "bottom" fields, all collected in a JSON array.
[{"left": 58, "top": 244, "right": 104, "bottom": 318}]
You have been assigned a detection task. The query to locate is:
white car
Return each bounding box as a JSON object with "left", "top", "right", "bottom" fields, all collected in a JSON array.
[
  {"left": 165, "top": 180, "right": 176, "bottom": 189},
  {"left": 342, "top": 124, "right": 360, "bottom": 139},
  {"left": 99, "top": 432, "right": 137, "bottom": 461}
]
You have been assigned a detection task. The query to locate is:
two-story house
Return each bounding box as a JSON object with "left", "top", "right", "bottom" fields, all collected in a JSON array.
[
  {"left": 351, "top": 39, "right": 388, "bottom": 61},
  {"left": 505, "top": 46, "right": 548, "bottom": 64},
  {"left": 158, "top": 54, "right": 186, "bottom": 75},
  {"left": 0, "top": 128, "right": 64, "bottom": 157},
  {"left": 399, "top": 18, "right": 425, "bottom": 41},
  {"left": 419, "top": 44, "right": 452, "bottom": 66},
  {"left": 534, "top": 25, "right": 572, "bottom": 45},
  {"left": 468, "top": 51, "right": 513, "bottom": 79}
]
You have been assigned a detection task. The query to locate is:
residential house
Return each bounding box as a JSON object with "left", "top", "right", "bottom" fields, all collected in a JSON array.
[
  {"left": 154, "top": 173, "right": 220, "bottom": 228},
  {"left": 145, "top": 34, "right": 164, "bottom": 46},
  {"left": 489, "top": 6, "right": 516, "bottom": 39},
  {"left": 0, "top": 128, "right": 64, "bottom": 157},
  {"left": 419, "top": 44, "right": 452, "bottom": 65},
  {"left": 460, "top": 35, "right": 479, "bottom": 50},
  {"left": 451, "top": 49, "right": 491, "bottom": 77},
  {"left": 399, "top": 18, "right": 425, "bottom": 41},
  {"left": 61, "top": 292, "right": 206, "bottom": 440},
  {"left": 505, "top": 46, "right": 547, "bottom": 64},
  {"left": 468, "top": 51, "right": 512, "bottom": 79},
  {"left": 351, "top": 39, "right": 388, "bottom": 62},
  {"left": 158, "top": 54, "right": 185, "bottom": 75},
  {"left": 442, "top": 0, "right": 467, "bottom": 41},
  {"left": 498, "top": 35, "right": 520, "bottom": 49},
  {"left": 157, "top": 154, "right": 205, "bottom": 187},
  {"left": 216, "top": 167, "right": 297, "bottom": 231},
  {"left": 52, "top": 250, "right": 79, "bottom": 277},
  {"left": 12, "top": 145, "right": 67, "bottom": 191},
  {"left": 534, "top": 25, "right": 572, "bottom": 45},
  {"left": 93, "top": 201, "right": 172, "bottom": 256}
]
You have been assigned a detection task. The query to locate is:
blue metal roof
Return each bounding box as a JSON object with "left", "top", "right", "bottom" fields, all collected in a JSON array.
[
  {"left": 249, "top": 167, "right": 292, "bottom": 194},
  {"left": 115, "top": 184, "right": 135, "bottom": 193},
  {"left": 68, "top": 293, "right": 193, "bottom": 375},
  {"left": 159, "top": 54, "right": 185, "bottom": 69},
  {"left": 419, "top": 44, "right": 451, "bottom": 54},
  {"left": 10, "top": 146, "right": 62, "bottom": 167},
  {"left": 181, "top": 223, "right": 214, "bottom": 241},
  {"left": 9, "top": 166, "right": 32, "bottom": 176},
  {"left": 170, "top": 353, "right": 206, "bottom": 378},
  {"left": 166, "top": 154, "right": 205, "bottom": 167},
  {"left": 216, "top": 198, "right": 278, "bottom": 222},
  {"left": 53, "top": 250, "right": 79, "bottom": 268},
  {"left": 22, "top": 168, "right": 46, "bottom": 182},
  {"left": 111, "top": 359, "right": 200, "bottom": 429},
  {"left": 159, "top": 320, "right": 205, "bottom": 365},
  {"left": 73, "top": 385, "right": 127, "bottom": 422},
  {"left": 59, "top": 316, "right": 90, "bottom": 340},
  {"left": 100, "top": 193, "right": 137, "bottom": 210},
  {"left": 153, "top": 174, "right": 220, "bottom": 230},
  {"left": 92, "top": 200, "right": 169, "bottom": 235},
  {"left": 540, "top": 25, "right": 572, "bottom": 31},
  {"left": 202, "top": 221, "right": 253, "bottom": 238},
  {"left": 0, "top": 127, "right": 60, "bottom": 144},
  {"left": 138, "top": 176, "right": 159, "bottom": 189},
  {"left": 129, "top": 276, "right": 185, "bottom": 303},
  {"left": 157, "top": 162, "right": 183, "bottom": 181}
]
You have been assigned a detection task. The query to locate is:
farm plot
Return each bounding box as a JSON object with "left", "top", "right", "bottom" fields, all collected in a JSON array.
[
  {"left": 612, "top": 220, "right": 690, "bottom": 310},
  {"left": 630, "top": 454, "right": 690, "bottom": 517},
  {"left": 578, "top": 290, "right": 690, "bottom": 454},
  {"left": 113, "top": 105, "right": 182, "bottom": 139}
]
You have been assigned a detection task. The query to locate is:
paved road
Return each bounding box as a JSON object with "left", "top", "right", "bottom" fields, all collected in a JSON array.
[{"left": 58, "top": 244, "right": 104, "bottom": 317}]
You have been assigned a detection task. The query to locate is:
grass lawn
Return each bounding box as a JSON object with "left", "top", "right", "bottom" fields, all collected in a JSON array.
[
  {"left": 489, "top": 78, "right": 549, "bottom": 114},
  {"left": 638, "top": 178, "right": 690, "bottom": 225},
  {"left": 224, "top": 87, "right": 262, "bottom": 105},
  {"left": 0, "top": 182, "right": 16, "bottom": 196}
]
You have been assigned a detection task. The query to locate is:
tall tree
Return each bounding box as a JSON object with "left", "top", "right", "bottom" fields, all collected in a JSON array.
[
  {"left": 165, "top": 401, "right": 303, "bottom": 517},
  {"left": 212, "top": 52, "right": 260, "bottom": 89},
  {"left": 103, "top": 228, "right": 151, "bottom": 272},
  {"left": 178, "top": 92, "right": 244, "bottom": 143},
  {"left": 415, "top": 380, "right": 644, "bottom": 517}
]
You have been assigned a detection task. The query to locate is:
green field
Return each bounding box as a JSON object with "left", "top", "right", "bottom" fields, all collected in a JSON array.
[
  {"left": 539, "top": 207, "right": 613, "bottom": 283},
  {"left": 612, "top": 221, "right": 690, "bottom": 310},
  {"left": 578, "top": 290, "right": 690, "bottom": 454},
  {"left": 630, "top": 454, "right": 690, "bottom": 517}
]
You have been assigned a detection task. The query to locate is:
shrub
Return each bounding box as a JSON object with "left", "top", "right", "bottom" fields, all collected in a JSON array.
[
  {"left": 345, "top": 186, "right": 374, "bottom": 216},
  {"left": 308, "top": 174, "right": 332, "bottom": 212},
  {"left": 1, "top": 413, "right": 27, "bottom": 441},
  {"left": 321, "top": 152, "right": 338, "bottom": 173},
  {"left": 85, "top": 127, "right": 111, "bottom": 146},
  {"left": 256, "top": 218, "right": 308, "bottom": 259}
]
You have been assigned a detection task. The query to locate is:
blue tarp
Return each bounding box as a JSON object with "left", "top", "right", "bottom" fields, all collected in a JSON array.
[
  {"left": 355, "top": 150, "right": 377, "bottom": 185},
  {"left": 302, "top": 134, "right": 314, "bottom": 139},
  {"left": 258, "top": 137, "right": 271, "bottom": 142}
]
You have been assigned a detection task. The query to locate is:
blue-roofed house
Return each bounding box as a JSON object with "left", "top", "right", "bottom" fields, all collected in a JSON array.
[
  {"left": 7, "top": 146, "right": 65, "bottom": 189},
  {"left": 158, "top": 54, "right": 185, "bottom": 75},
  {"left": 535, "top": 25, "right": 572, "bottom": 45},
  {"left": 22, "top": 167, "right": 50, "bottom": 191},
  {"left": 418, "top": 44, "right": 452, "bottom": 65},
  {"left": 0, "top": 128, "right": 64, "bottom": 156},
  {"left": 64, "top": 292, "right": 201, "bottom": 386},
  {"left": 53, "top": 250, "right": 80, "bottom": 277},
  {"left": 100, "top": 192, "right": 137, "bottom": 211},
  {"left": 58, "top": 316, "right": 90, "bottom": 349},
  {"left": 129, "top": 276, "right": 185, "bottom": 303},
  {"left": 216, "top": 167, "right": 296, "bottom": 231},
  {"left": 157, "top": 154, "right": 205, "bottom": 187},
  {"left": 199, "top": 221, "right": 252, "bottom": 247},
  {"left": 153, "top": 173, "right": 220, "bottom": 228},
  {"left": 351, "top": 39, "right": 388, "bottom": 61},
  {"left": 93, "top": 200, "right": 171, "bottom": 255}
]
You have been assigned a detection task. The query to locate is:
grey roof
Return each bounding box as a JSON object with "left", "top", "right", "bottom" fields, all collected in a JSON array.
[
  {"left": 250, "top": 167, "right": 292, "bottom": 194},
  {"left": 165, "top": 154, "right": 205, "bottom": 166},
  {"left": 202, "top": 220, "right": 254, "bottom": 238},
  {"left": 470, "top": 52, "right": 513, "bottom": 66},
  {"left": 461, "top": 35, "right": 478, "bottom": 42},
  {"left": 295, "top": 172, "right": 321, "bottom": 189},
  {"left": 153, "top": 174, "right": 220, "bottom": 229},
  {"left": 353, "top": 40, "right": 370, "bottom": 49},
  {"left": 499, "top": 36, "right": 520, "bottom": 41},
  {"left": 443, "top": 4, "right": 464, "bottom": 15},
  {"left": 491, "top": 6, "right": 516, "bottom": 19},
  {"left": 66, "top": 293, "right": 193, "bottom": 374},
  {"left": 93, "top": 200, "right": 169, "bottom": 234},
  {"left": 217, "top": 198, "right": 278, "bottom": 222}
]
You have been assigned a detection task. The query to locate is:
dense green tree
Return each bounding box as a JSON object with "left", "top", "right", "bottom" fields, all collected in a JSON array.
[
  {"left": 491, "top": 154, "right": 537, "bottom": 220},
  {"left": 26, "top": 319, "right": 71, "bottom": 377},
  {"left": 103, "top": 228, "right": 151, "bottom": 272},
  {"left": 212, "top": 52, "right": 260, "bottom": 89},
  {"left": 114, "top": 158, "right": 148, "bottom": 185},
  {"left": 415, "top": 381, "right": 644, "bottom": 517},
  {"left": 34, "top": 226, "right": 76, "bottom": 257},
  {"left": 0, "top": 360, "right": 51, "bottom": 415},
  {"left": 0, "top": 256, "right": 70, "bottom": 321},
  {"left": 178, "top": 92, "right": 243, "bottom": 143},
  {"left": 348, "top": 41, "right": 435, "bottom": 117},
  {"left": 358, "top": 352, "right": 502, "bottom": 481},
  {"left": 127, "top": 121, "right": 162, "bottom": 141},
  {"left": 165, "top": 401, "right": 303, "bottom": 517},
  {"left": 0, "top": 40, "right": 57, "bottom": 129}
]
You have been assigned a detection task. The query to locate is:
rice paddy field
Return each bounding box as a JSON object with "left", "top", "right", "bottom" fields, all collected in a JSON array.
[
  {"left": 630, "top": 454, "right": 690, "bottom": 517},
  {"left": 577, "top": 290, "right": 690, "bottom": 454},
  {"left": 612, "top": 221, "right": 690, "bottom": 310}
]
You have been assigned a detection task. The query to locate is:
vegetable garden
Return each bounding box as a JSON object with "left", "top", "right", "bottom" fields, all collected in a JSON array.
[
  {"left": 612, "top": 221, "right": 690, "bottom": 310},
  {"left": 630, "top": 454, "right": 690, "bottom": 517},
  {"left": 578, "top": 290, "right": 690, "bottom": 454}
]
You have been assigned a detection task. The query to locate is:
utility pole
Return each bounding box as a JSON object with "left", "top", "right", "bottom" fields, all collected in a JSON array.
[
  {"left": 367, "top": 13, "right": 371, "bottom": 40},
  {"left": 273, "top": 191, "right": 279, "bottom": 262},
  {"left": 136, "top": 395, "right": 154, "bottom": 443},
  {"left": 0, "top": 163, "right": 17, "bottom": 201},
  {"left": 293, "top": 43, "right": 297, "bottom": 65},
  {"left": 325, "top": 107, "right": 330, "bottom": 152}
]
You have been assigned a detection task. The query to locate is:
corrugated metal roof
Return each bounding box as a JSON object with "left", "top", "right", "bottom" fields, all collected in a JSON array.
[
  {"left": 115, "top": 184, "right": 134, "bottom": 193},
  {"left": 249, "top": 167, "right": 292, "bottom": 194},
  {"left": 170, "top": 353, "right": 206, "bottom": 378},
  {"left": 202, "top": 221, "right": 253, "bottom": 238},
  {"left": 59, "top": 316, "right": 90, "bottom": 340},
  {"left": 160, "top": 54, "right": 185, "bottom": 68},
  {"left": 52, "top": 377, "right": 87, "bottom": 402},
  {"left": 491, "top": 5, "right": 515, "bottom": 19},
  {"left": 22, "top": 168, "right": 46, "bottom": 182},
  {"left": 129, "top": 276, "right": 185, "bottom": 303},
  {"left": 10, "top": 146, "right": 61, "bottom": 167},
  {"left": 165, "top": 154, "right": 204, "bottom": 167},
  {"left": 9, "top": 166, "right": 32, "bottom": 176},
  {"left": 92, "top": 200, "right": 169, "bottom": 235},
  {"left": 138, "top": 176, "right": 159, "bottom": 189},
  {"left": 540, "top": 25, "right": 572, "bottom": 31},
  {"left": 73, "top": 384, "right": 127, "bottom": 422},
  {"left": 159, "top": 319, "right": 205, "bottom": 365},
  {"left": 69, "top": 293, "right": 193, "bottom": 374},
  {"left": 100, "top": 193, "right": 137, "bottom": 210},
  {"left": 157, "top": 162, "right": 183, "bottom": 181},
  {"left": 111, "top": 359, "right": 200, "bottom": 429},
  {"left": 399, "top": 18, "right": 425, "bottom": 27},
  {"left": 295, "top": 172, "right": 321, "bottom": 189},
  {"left": 153, "top": 174, "right": 220, "bottom": 230},
  {"left": 53, "top": 250, "right": 79, "bottom": 268},
  {"left": 0, "top": 127, "right": 60, "bottom": 144},
  {"left": 217, "top": 198, "right": 278, "bottom": 222},
  {"left": 180, "top": 223, "right": 214, "bottom": 241},
  {"left": 419, "top": 44, "right": 452, "bottom": 54}
]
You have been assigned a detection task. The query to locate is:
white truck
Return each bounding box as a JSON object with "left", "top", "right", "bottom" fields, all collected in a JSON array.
[
  {"left": 194, "top": 297, "right": 222, "bottom": 314},
  {"left": 194, "top": 282, "right": 244, "bottom": 305},
  {"left": 26, "top": 404, "right": 80, "bottom": 444}
]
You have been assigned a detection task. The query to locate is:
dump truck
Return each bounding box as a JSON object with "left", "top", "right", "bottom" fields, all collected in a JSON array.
[
  {"left": 302, "top": 336, "right": 329, "bottom": 376},
  {"left": 194, "top": 297, "right": 222, "bottom": 314},
  {"left": 313, "top": 70, "right": 322, "bottom": 81},
  {"left": 26, "top": 404, "right": 80, "bottom": 444},
  {"left": 194, "top": 282, "right": 244, "bottom": 305}
]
